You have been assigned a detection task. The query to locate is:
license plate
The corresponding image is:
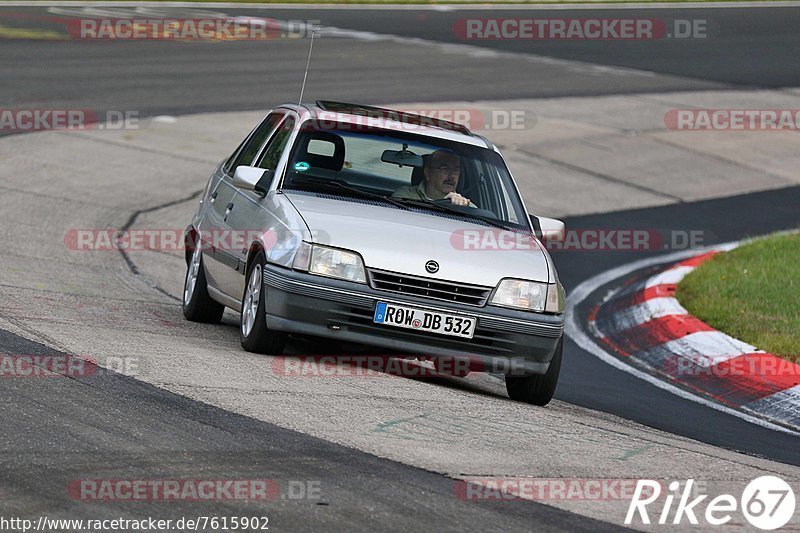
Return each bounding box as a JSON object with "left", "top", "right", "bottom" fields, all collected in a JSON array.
[{"left": 373, "top": 302, "right": 476, "bottom": 339}]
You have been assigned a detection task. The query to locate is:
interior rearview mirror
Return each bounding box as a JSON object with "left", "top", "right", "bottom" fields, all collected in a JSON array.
[
  {"left": 233, "top": 166, "right": 273, "bottom": 196},
  {"left": 381, "top": 148, "right": 423, "bottom": 168}
]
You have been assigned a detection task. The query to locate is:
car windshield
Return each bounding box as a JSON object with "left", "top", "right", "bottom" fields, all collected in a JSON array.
[{"left": 281, "top": 122, "right": 529, "bottom": 229}]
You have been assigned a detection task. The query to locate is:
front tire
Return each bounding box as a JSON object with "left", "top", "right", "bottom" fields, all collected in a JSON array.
[
  {"left": 505, "top": 337, "right": 562, "bottom": 406},
  {"left": 240, "top": 251, "right": 286, "bottom": 354},
  {"left": 183, "top": 245, "right": 224, "bottom": 323}
]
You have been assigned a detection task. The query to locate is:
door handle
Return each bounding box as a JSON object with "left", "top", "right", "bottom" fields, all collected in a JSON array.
[{"left": 224, "top": 202, "right": 234, "bottom": 222}]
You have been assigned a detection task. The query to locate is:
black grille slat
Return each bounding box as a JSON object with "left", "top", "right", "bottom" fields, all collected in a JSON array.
[
  {"left": 372, "top": 282, "right": 482, "bottom": 301},
  {"left": 369, "top": 270, "right": 491, "bottom": 307}
]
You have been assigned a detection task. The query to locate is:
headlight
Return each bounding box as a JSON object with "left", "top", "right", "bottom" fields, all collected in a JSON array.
[
  {"left": 490, "top": 279, "right": 564, "bottom": 313},
  {"left": 491, "top": 279, "right": 547, "bottom": 312},
  {"left": 293, "top": 243, "right": 366, "bottom": 284}
]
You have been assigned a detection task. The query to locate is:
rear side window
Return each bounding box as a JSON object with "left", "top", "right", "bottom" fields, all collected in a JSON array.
[
  {"left": 255, "top": 116, "right": 296, "bottom": 171},
  {"left": 225, "top": 113, "right": 284, "bottom": 173}
]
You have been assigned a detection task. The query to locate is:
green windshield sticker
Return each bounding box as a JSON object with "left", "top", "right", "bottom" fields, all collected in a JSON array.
[{"left": 294, "top": 161, "right": 310, "bottom": 172}]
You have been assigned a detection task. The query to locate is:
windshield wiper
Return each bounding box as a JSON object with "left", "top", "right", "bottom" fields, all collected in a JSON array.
[
  {"left": 391, "top": 197, "right": 517, "bottom": 231},
  {"left": 286, "top": 177, "right": 410, "bottom": 210}
]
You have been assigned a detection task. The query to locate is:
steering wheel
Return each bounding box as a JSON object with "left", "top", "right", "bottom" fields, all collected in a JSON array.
[{"left": 433, "top": 198, "right": 496, "bottom": 219}]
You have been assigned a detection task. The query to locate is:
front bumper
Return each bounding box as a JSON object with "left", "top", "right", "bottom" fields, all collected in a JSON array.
[{"left": 263, "top": 264, "right": 565, "bottom": 375}]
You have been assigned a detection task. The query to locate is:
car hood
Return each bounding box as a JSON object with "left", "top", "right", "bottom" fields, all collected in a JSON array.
[{"left": 285, "top": 192, "right": 551, "bottom": 286}]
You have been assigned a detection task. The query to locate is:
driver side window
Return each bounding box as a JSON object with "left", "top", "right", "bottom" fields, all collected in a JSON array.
[
  {"left": 255, "top": 116, "right": 296, "bottom": 171},
  {"left": 225, "top": 112, "right": 284, "bottom": 173}
]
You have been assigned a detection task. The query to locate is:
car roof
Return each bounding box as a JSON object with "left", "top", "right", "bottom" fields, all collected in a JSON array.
[{"left": 276, "top": 101, "right": 494, "bottom": 149}]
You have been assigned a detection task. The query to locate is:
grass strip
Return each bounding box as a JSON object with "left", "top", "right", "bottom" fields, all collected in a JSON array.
[{"left": 677, "top": 231, "right": 799, "bottom": 364}]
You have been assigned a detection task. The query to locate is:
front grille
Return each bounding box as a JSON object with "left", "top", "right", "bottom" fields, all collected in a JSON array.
[{"left": 369, "top": 269, "right": 491, "bottom": 307}]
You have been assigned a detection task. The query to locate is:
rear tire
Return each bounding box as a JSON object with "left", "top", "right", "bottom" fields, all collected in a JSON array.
[
  {"left": 182, "top": 246, "right": 224, "bottom": 323},
  {"left": 240, "top": 251, "right": 286, "bottom": 355},
  {"left": 505, "top": 338, "right": 562, "bottom": 406}
]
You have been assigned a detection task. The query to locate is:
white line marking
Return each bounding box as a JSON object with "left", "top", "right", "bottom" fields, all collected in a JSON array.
[
  {"left": 612, "top": 296, "right": 688, "bottom": 330},
  {"left": 744, "top": 385, "right": 800, "bottom": 427},
  {"left": 658, "top": 331, "right": 762, "bottom": 367},
  {"left": 6, "top": 2, "right": 800, "bottom": 10},
  {"left": 645, "top": 265, "right": 695, "bottom": 288},
  {"left": 565, "top": 244, "right": 800, "bottom": 436}
]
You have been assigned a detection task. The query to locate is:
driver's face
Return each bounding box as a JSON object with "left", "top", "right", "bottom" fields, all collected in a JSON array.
[{"left": 423, "top": 154, "right": 461, "bottom": 199}]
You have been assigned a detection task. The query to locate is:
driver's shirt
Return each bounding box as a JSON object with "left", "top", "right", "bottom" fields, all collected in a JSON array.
[
  {"left": 391, "top": 182, "right": 432, "bottom": 201},
  {"left": 391, "top": 182, "right": 477, "bottom": 207}
]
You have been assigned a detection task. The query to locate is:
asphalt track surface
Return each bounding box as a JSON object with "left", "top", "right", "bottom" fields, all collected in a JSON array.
[
  {"left": 1, "top": 4, "right": 799, "bottom": 530},
  {"left": 0, "top": 328, "right": 614, "bottom": 531},
  {"left": 3, "top": 5, "right": 800, "bottom": 118}
]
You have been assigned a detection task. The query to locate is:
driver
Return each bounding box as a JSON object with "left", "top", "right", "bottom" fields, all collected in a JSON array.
[{"left": 392, "top": 149, "right": 475, "bottom": 207}]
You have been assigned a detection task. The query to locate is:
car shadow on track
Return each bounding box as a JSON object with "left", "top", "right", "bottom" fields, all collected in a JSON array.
[{"left": 219, "top": 311, "right": 512, "bottom": 402}]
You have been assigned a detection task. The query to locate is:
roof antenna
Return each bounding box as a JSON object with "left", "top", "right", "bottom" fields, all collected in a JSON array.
[{"left": 298, "top": 29, "right": 317, "bottom": 105}]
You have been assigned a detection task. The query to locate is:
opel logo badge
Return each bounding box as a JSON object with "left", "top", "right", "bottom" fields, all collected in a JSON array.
[{"left": 425, "top": 260, "right": 439, "bottom": 274}]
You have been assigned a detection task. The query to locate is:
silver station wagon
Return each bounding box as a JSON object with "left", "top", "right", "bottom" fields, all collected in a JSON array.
[{"left": 183, "top": 101, "right": 567, "bottom": 405}]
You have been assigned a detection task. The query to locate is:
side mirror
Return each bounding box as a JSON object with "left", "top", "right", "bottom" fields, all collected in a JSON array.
[
  {"left": 529, "top": 215, "right": 565, "bottom": 242},
  {"left": 539, "top": 216, "right": 566, "bottom": 242},
  {"left": 232, "top": 165, "right": 273, "bottom": 196}
]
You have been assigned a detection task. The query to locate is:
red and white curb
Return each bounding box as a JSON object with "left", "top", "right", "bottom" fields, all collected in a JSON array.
[{"left": 567, "top": 244, "right": 800, "bottom": 435}]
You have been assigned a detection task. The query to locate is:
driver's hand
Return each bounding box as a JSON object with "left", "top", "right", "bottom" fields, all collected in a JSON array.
[{"left": 445, "top": 192, "right": 471, "bottom": 206}]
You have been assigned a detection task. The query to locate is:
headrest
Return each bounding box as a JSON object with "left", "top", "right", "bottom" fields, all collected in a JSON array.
[{"left": 296, "top": 131, "right": 345, "bottom": 171}]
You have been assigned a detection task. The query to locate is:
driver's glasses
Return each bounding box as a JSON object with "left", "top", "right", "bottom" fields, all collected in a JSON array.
[{"left": 430, "top": 165, "right": 461, "bottom": 175}]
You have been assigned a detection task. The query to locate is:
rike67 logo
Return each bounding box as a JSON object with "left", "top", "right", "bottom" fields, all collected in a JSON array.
[{"left": 626, "top": 476, "right": 796, "bottom": 530}]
